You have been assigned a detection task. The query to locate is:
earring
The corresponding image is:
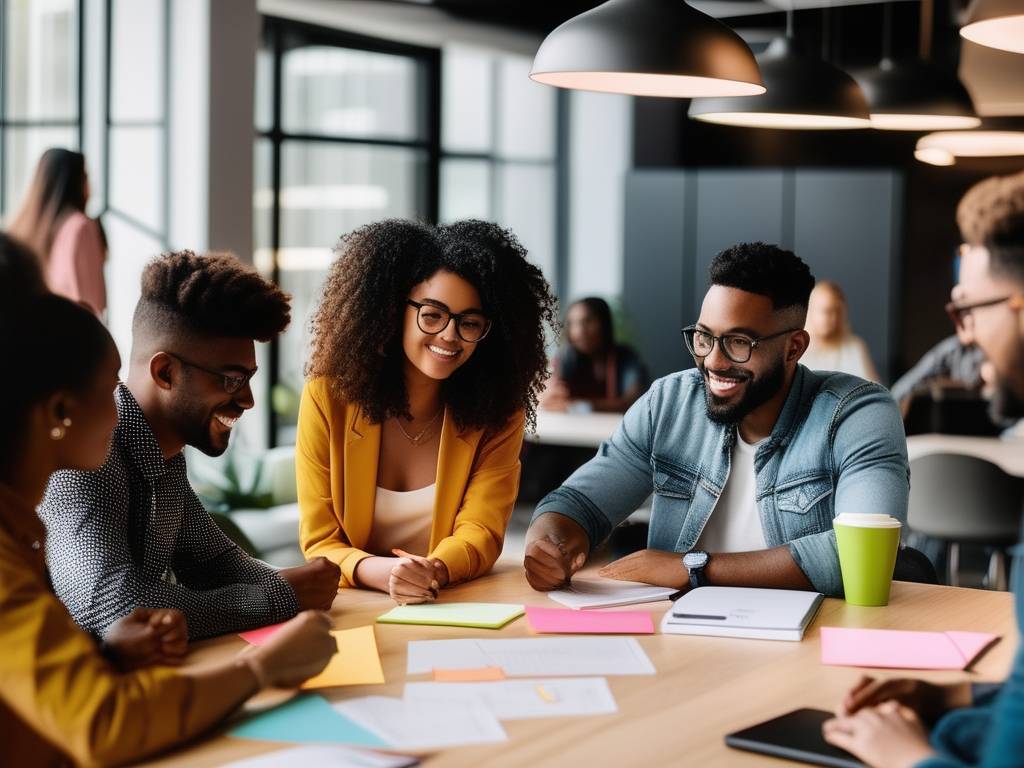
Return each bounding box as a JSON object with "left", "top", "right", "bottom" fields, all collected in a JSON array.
[
  {"left": 62, "top": 417, "right": 72, "bottom": 428},
  {"left": 50, "top": 425, "right": 66, "bottom": 441}
]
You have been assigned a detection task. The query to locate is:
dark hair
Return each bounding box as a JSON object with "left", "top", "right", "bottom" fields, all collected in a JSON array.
[
  {"left": 8, "top": 148, "right": 88, "bottom": 262},
  {"left": 957, "top": 170, "right": 1024, "bottom": 283},
  {"left": 568, "top": 297, "right": 615, "bottom": 351},
  {"left": 0, "top": 295, "right": 114, "bottom": 470},
  {"left": 709, "top": 242, "right": 816, "bottom": 311},
  {"left": 306, "top": 218, "right": 559, "bottom": 432},
  {"left": 0, "top": 232, "right": 47, "bottom": 307},
  {"left": 132, "top": 250, "right": 292, "bottom": 345}
]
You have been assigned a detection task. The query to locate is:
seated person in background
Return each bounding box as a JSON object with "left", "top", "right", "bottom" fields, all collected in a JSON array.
[
  {"left": 0, "top": 235, "right": 335, "bottom": 767},
  {"left": 524, "top": 242, "right": 908, "bottom": 597},
  {"left": 802, "top": 280, "right": 880, "bottom": 381},
  {"left": 297, "top": 219, "right": 557, "bottom": 605},
  {"left": 40, "top": 251, "right": 340, "bottom": 641},
  {"left": 889, "top": 334, "right": 985, "bottom": 412},
  {"left": 540, "top": 297, "right": 650, "bottom": 413},
  {"left": 823, "top": 169, "right": 1024, "bottom": 768}
]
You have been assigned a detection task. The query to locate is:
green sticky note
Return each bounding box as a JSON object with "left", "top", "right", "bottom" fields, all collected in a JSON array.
[
  {"left": 229, "top": 694, "right": 387, "bottom": 748},
  {"left": 377, "top": 602, "right": 525, "bottom": 629}
]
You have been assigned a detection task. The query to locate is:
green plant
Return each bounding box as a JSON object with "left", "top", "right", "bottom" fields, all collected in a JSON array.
[{"left": 191, "top": 445, "right": 275, "bottom": 511}]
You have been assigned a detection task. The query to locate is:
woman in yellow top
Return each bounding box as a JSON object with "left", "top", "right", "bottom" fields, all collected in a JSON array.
[
  {"left": 298, "top": 219, "right": 557, "bottom": 604},
  {"left": 0, "top": 234, "right": 336, "bottom": 767}
]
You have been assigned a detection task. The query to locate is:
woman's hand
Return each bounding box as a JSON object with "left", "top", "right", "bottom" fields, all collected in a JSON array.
[
  {"left": 823, "top": 701, "right": 937, "bottom": 768},
  {"left": 389, "top": 549, "right": 448, "bottom": 605},
  {"left": 101, "top": 607, "right": 189, "bottom": 671},
  {"left": 838, "top": 675, "right": 971, "bottom": 723}
]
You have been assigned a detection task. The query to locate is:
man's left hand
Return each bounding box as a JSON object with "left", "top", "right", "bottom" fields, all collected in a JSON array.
[{"left": 597, "top": 549, "right": 688, "bottom": 589}]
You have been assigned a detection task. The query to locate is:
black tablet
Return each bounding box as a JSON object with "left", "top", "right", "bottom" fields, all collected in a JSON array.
[{"left": 725, "top": 708, "right": 866, "bottom": 768}]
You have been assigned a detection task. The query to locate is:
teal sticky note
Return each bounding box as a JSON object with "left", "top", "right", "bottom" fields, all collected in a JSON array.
[
  {"left": 377, "top": 602, "right": 525, "bottom": 630},
  {"left": 229, "top": 694, "right": 387, "bottom": 748}
]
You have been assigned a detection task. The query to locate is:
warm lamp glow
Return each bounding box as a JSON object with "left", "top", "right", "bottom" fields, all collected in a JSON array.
[
  {"left": 914, "top": 147, "right": 956, "bottom": 166},
  {"left": 918, "top": 131, "right": 1024, "bottom": 157},
  {"left": 961, "top": 14, "right": 1024, "bottom": 54},
  {"left": 528, "top": 71, "right": 765, "bottom": 98},
  {"left": 692, "top": 111, "right": 869, "bottom": 129},
  {"left": 870, "top": 114, "right": 981, "bottom": 131}
]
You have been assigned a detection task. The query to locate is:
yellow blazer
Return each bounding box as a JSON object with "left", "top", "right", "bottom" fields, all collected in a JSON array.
[{"left": 296, "top": 377, "right": 525, "bottom": 587}]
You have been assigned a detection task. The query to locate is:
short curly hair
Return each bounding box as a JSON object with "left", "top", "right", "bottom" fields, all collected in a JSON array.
[
  {"left": 958, "top": 170, "right": 1024, "bottom": 282},
  {"left": 132, "top": 250, "right": 291, "bottom": 345},
  {"left": 306, "top": 219, "right": 558, "bottom": 432},
  {"left": 709, "top": 242, "right": 816, "bottom": 311}
]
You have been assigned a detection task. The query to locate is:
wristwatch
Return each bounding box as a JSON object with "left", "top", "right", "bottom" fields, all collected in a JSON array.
[{"left": 683, "top": 550, "right": 710, "bottom": 590}]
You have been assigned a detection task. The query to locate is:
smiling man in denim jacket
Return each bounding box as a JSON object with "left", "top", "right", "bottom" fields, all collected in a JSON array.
[{"left": 524, "top": 242, "right": 909, "bottom": 597}]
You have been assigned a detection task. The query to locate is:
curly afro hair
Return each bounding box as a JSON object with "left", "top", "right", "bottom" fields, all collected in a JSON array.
[
  {"left": 709, "top": 242, "right": 816, "bottom": 312},
  {"left": 958, "top": 170, "right": 1024, "bottom": 283},
  {"left": 306, "top": 218, "right": 559, "bottom": 432},
  {"left": 132, "top": 250, "right": 292, "bottom": 345}
]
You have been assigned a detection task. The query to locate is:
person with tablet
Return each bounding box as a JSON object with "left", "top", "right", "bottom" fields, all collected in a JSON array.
[
  {"left": 297, "top": 219, "right": 557, "bottom": 604},
  {"left": 525, "top": 243, "right": 909, "bottom": 598},
  {"left": 821, "top": 172, "right": 1024, "bottom": 767}
]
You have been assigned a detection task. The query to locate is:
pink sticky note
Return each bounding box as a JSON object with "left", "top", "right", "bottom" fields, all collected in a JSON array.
[
  {"left": 820, "top": 627, "right": 999, "bottom": 670},
  {"left": 525, "top": 605, "right": 655, "bottom": 635},
  {"left": 239, "top": 621, "right": 288, "bottom": 646}
]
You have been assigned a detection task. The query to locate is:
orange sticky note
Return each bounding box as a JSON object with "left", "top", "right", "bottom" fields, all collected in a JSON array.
[
  {"left": 301, "top": 625, "right": 386, "bottom": 689},
  {"left": 432, "top": 666, "right": 507, "bottom": 682}
]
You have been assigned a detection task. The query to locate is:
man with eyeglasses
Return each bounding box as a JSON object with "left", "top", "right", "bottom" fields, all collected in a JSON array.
[
  {"left": 524, "top": 242, "right": 909, "bottom": 597},
  {"left": 40, "top": 251, "right": 340, "bottom": 642}
]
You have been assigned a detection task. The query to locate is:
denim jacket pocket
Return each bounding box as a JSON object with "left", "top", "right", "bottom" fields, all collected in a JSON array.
[
  {"left": 774, "top": 474, "right": 834, "bottom": 514},
  {"left": 651, "top": 457, "right": 697, "bottom": 500}
]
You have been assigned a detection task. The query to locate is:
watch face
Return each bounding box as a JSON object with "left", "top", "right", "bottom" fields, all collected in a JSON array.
[{"left": 684, "top": 551, "right": 709, "bottom": 569}]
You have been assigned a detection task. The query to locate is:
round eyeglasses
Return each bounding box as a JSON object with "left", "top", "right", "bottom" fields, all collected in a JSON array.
[
  {"left": 682, "top": 325, "right": 800, "bottom": 365},
  {"left": 407, "top": 300, "right": 492, "bottom": 343}
]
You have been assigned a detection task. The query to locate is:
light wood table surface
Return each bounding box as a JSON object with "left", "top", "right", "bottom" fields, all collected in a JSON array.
[{"left": 143, "top": 563, "right": 1017, "bottom": 768}]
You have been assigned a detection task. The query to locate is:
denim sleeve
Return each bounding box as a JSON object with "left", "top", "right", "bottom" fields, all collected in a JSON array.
[
  {"left": 533, "top": 387, "right": 656, "bottom": 552},
  {"left": 789, "top": 384, "right": 910, "bottom": 597}
]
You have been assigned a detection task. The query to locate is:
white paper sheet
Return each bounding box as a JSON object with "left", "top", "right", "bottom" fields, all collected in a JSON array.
[
  {"left": 332, "top": 696, "right": 507, "bottom": 751},
  {"left": 220, "top": 745, "right": 418, "bottom": 768},
  {"left": 547, "top": 578, "right": 677, "bottom": 610},
  {"left": 404, "top": 677, "right": 618, "bottom": 720},
  {"left": 406, "top": 637, "right": 656, "bottom": 677}
]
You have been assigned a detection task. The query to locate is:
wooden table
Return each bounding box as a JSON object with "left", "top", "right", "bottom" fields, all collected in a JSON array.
[
  {"left": 525, "top": 411, "right": 622, "bottom": 448},
  {"left": 907, "top": 433, "right": 1024, "bottom": 478},
  {"left": 143, "top": 564, "right": 1017, "bottom": 768}
]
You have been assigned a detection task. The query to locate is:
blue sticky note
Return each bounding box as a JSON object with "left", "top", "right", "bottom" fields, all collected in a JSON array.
[{"left": 229, "top": 694, "right": 388, "bottom": 748}]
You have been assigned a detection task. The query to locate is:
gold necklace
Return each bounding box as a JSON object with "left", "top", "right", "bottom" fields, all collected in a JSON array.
[{"left": 395, "top": 409, "right": 443, "bottom": 446}]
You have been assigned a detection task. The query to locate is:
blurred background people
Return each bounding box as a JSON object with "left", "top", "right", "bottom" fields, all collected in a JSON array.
[
  {"left": 7, "top": 148, "right": 107, "bottom": 318},
  {"left": 802, "top": 280, "right": 880, "bottom": 381},
  {"left": 540, "top": 297, "right": 649, "bottom": 413}
]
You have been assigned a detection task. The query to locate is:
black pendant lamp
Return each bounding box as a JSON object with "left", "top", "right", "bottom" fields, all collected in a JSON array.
[
  {"left": 688, "top": 35, "right": 871, "bottom": 130},
  {"left": 961, "top": 0, "right": 1024, "bottom": 54},
  {"left": 853, "top": 4, "right": 980, "bottom": 131},
  {"left": 530, "top": 0, "right": 765, "bottom": 98}
]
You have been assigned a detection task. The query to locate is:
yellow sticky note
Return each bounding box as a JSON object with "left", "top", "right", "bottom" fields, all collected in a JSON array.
[{"left": 301, "top": 625, "right": 385, "bottom": 689}]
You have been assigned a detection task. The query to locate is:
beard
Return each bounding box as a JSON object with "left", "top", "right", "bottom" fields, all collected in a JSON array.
[
  {"left": 988, "top": 376, "right": 1024, "bottom": 425},
  {"left": 169, "top": 390, "right": 232, "bottom": 457},
  {"left": 700, "top": 356, "right": 787, "bottom": 426}
]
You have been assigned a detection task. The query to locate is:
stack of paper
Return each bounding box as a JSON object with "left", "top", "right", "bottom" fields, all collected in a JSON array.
[
  {"left": 221, "top": 745, "right": 418, "bottom": 768},
  {"left": 547, "top": 578, "right": 676, "bottom": 610},
  {"left": 332, "top": 696, "right": 507, "bottom": 750},
  {"left": 407, "top": 637, "right": 656, "bottom": 676},
  {"left": 404, "top": 678, "right": 618, "bottom": 720},
  {"left": 661, "top": 587, "right": 823, "bottom": 641},
  {"left": 377, "top": 602, "right": 525, "bottom": 629},
  {"left": 820, "top": 627, "right": 999, "bottom": 669}
]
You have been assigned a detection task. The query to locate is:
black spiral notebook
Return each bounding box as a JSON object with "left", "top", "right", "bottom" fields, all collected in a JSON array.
[{"left": 725, "top": 708, "right": 866, "bottom": 768}]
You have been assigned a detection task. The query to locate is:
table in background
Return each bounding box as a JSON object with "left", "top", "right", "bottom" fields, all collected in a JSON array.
[
  {"left": 525, "top": 411, "right": 622, "bottom": 449},
  {"left": 144, "top": 564, "right": 1017, "bottom": 768},
  {"left": 907, "top": 433, "right": 1024, "bottom": 478}
]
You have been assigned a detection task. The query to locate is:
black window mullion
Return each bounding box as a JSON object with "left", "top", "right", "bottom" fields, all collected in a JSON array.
[
  {"left": 76, "top": 0, "right": 84, "bottom": 150},
  {"left": 0, "top": 0, "right": 7, "bottom": 215},
  {"left": 268, "top": 18, "right": 284, "bottom": 447}
]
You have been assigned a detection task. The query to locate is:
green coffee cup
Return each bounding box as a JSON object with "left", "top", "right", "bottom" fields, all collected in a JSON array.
[{"left": 834, "top": 513, "right": 902, "bottom": 606}]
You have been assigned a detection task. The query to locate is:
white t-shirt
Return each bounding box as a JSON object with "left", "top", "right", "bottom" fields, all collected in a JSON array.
[
  {"left": 801, "top": 335, "right": 878, "bottom": 382},
  {"left": 696, "top": 435, "right": 766, "bottom": 553}
]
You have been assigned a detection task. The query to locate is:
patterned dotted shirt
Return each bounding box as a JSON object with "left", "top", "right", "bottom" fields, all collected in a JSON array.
[{"left": 39, "top": 384, "right": 299, "bottom": 640}]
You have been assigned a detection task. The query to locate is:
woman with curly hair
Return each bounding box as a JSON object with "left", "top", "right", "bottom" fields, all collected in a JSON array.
[{"left": 297, "top": 219, "right": 558, "bottom": 603}]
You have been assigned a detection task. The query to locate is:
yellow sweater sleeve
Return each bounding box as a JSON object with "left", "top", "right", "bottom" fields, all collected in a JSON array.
[
  {"left": 295, "top": 379, "right": 372, "bottom": 587},
  {"left": 430, "top": 410, "right": 525, "bottom": 584}
]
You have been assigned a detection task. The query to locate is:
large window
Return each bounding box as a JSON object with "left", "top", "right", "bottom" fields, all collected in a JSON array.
[
  {"left": 256, "top": 18, "right": 439, "bottom": 445},
  {"left": 0, "top": 0, "right": 81, "bottom": 216}
]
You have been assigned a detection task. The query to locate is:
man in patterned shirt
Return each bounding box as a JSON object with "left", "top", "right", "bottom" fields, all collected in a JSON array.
[{"left": 40, "top": 250, "right": 340, "bottom": 641}]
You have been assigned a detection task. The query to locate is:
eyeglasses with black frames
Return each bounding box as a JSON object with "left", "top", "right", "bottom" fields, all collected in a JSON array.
[
  {"left": 166, "top": 352, "right": 257, "bottom": 394},
  {"left": 407, "top": 299, "right": 492, "bottom": 343},
  {"left": 681, "top": 325, "right": 801, "bottom": 365}
]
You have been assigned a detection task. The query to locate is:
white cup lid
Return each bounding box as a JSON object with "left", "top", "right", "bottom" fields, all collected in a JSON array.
[{"left": 834, "top": 513, "right": 902, "bottom": 529}]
